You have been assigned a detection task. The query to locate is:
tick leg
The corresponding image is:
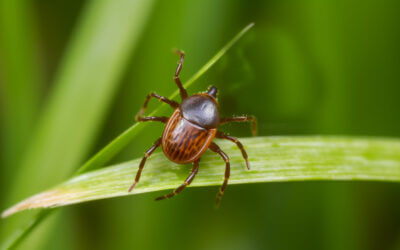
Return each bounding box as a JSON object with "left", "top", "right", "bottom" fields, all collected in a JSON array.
[
  {"left": 219, "top": 115, "right": 258, "bottom": 136},
  {"left": 209, "top": 142, "right": 230, "bottom": 207},
  {"left": 173, "top": 50, "right": 188, "bottom": 100},
  {"left": 216, "top": 131, "right": 250, "bottom": 170},
  {"left": 155, "top": 158, "right": 200, "bottom": 201},
  {"left": 136, "top": 92, "right": 178, "bottom": 122},
  {"left": 128, "top": 138, "right": 162, "bottom": 192}
]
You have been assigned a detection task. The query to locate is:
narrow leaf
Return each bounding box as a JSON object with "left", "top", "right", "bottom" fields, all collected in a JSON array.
[
  {"left": 0, "top": 0, "right": 155, "bottom": 248},
  {"left": 0, "top": 0, "right": 43, "bottom": 186},
  {"left": 4, "top": 136, "right": 400, "bottom": 217},
  {"left": 76, "top": 22, "right": 255, "bottom": 174},
  {"left": 0, "top": 23, "right": 255, "bottom": 249}
]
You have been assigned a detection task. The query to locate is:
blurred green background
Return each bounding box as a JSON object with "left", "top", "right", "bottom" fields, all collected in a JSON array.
[{"left": 1, "top": 0, "right": 400, "bottom": 249}]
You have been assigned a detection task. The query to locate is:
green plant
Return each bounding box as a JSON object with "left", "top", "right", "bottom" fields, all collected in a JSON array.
[
  {"left": 3, "top": 136, "right": 400, "bottom": 217},
  {"left": 2, "top": 1, "right": 400, "bottom": 250},
  {"left": 0, "top": 0, "right": 155, "bottom": 248},
  {"left": 0, "top": 22, "right": 254, "bottom": 250}
]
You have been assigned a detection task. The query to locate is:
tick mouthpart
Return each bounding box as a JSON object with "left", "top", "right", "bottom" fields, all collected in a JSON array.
[{"left": 207, "top": 86, "right": 218, "bottom": 98}]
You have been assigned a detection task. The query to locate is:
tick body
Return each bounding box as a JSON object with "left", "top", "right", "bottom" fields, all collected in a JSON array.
[
  {"left": 162, "top": 108, "right": 217, "bottom": 164},
  {"left": 128, "top": 51, "right": 257, "bottom": 206}
]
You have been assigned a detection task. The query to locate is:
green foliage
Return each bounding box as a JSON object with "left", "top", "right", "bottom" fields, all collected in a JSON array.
[
  {"left": 3, "top": 136, "right": 400, "bottom": 217},
  {"left": 0, "top": 0, "right": 154, "bottom": 248},
  {"left": 1, "top": 1, "right": 400, "bottom": 250},
  {"left": 0, "top": 22, "right": 254, "bottom": 249}
]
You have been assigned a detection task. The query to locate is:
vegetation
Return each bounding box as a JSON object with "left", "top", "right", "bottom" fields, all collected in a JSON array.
[{"left": 1, "top": 1, "right": 400, "bottom": 250}]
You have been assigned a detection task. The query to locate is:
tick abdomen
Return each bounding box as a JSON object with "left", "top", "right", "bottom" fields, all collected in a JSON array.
[{"left": 162, "top": 109, "right": 216, "bottom": 164}]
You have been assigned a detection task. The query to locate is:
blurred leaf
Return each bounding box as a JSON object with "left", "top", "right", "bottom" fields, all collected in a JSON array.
[
  {"left": 0, "top": 0, "right": 43, "bottom": 190},
  {"left": 5, "top": 0, "right": 155, "bottom": 204},
  {"left": 0, "top": 0, "right": 155, "bottom": 248},
  {"left": 0, "top": 23, "right": 254, "bottom": 249},
  {"left": 3, "top": 136, "right": 400, "bottom": 217}
]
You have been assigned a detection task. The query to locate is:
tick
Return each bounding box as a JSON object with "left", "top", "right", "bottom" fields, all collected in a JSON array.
[{"left": 128, "top": 51, "right": 257, "bottom": 206}]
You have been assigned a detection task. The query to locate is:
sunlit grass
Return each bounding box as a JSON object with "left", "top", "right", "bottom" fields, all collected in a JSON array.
[{"left": 3, "top": 136, "right": 400, "bottom": 217}]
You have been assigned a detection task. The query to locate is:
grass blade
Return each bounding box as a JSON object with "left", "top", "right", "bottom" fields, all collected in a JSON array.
[
  {"left": 3, "top": 136, "right": 400, "bottom": 216},
  {"left": 0, "top": 0, "right": 155, "bottom": 248},
  {"left": 0, "top": 0, "right": 43, "bottom": 193},
  {"left": 0, "top": 23, "right": 254, "bottom": 249},
  {"left": 76, "top": 22, "right": 255, "bottom": 174},
  {"left": 5, "top": 0, "right": 155, "bottom": 203}
]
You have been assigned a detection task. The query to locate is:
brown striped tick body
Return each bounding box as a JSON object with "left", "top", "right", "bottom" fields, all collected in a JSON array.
[{"left": 128, "top": 51, "right": 257, "bottom": 206}]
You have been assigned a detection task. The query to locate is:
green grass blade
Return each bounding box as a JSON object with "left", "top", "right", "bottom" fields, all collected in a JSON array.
[
  {"left": 0, "top": 0, "right": 155, "bottom": 248},
  {"left": 0, "top": 0, "right": 43, "bottom": 191},
  {"left": 76, "top": 22, "right": 254, "bottom": 175},
  {"left": 5, "top": 0, "right": 155, "bottom": 203},
  {"left": 3, "top": 136, "right": 400, "bottom": 216},
  {"left": 0, "top": 23, "right": 254, "bottom": 249}
]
